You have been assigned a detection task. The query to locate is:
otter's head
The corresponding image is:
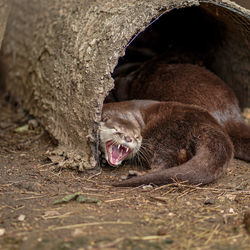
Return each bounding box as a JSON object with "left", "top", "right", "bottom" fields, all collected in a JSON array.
[{"left": 99, "top": 112, "right": 142, "bottom": 167}]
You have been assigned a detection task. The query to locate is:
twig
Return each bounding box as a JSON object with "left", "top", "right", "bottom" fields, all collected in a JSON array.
[
  {"left": 42, "top": 212, "right": 73, "bottom": 220},
  {"left": 162, "top": 187, "right": 177, "bottom": 196},
  {"left": 130, "top": 235, "right": 171, "bottom": 241},
  {"left": 87, "top": 170, "right": 102, "bottom": 180},
  {"left": 150, "top": 196, "right": 168, "bottom": 203},
  {"left": 96, "top": 237, "right": 124, "bottom": 248},
  {"left": 96, "top": 234, "right": 172, "bottom": 248},
  {"left": 47, "top": 221, "right": 132, "bottom": 231},
  {"left": 16, "top": 195, "right": 47, "bottom": 201},
  {"left": 104, "top": 198, "right": 124, "bottom": 203},
  {"left": 38, "top": 162, "right": 56, "bottom": 168},
  {"left": 205, "top": 224, "right": 220, "bottom": 245}
]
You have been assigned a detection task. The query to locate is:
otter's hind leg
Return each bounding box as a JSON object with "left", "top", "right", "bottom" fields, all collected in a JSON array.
[{"left": 113, "top": 127, "right": 233, "bottom": 187}]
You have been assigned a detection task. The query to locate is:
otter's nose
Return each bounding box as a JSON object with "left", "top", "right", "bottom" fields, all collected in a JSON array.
[{"left": 124, "top": 136, "right": 132, "bottom": 143}]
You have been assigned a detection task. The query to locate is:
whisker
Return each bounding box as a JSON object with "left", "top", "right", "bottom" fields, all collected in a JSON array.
[
  {"left": 140, "top": 145, "right": 152, "bottom": 157},
  {"left": 134, "top": 152, "right": 143, "bottom": 169},
  {"left": 138, "top": 146, "right": 151, "bottom": 167},
  {"left": 138, "top": 151, "right": 149, "bottom": 166}
]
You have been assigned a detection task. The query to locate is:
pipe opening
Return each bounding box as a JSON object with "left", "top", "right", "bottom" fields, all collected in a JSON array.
[{"left": 107, "top": 4, "right": 249, "bottom": 109}]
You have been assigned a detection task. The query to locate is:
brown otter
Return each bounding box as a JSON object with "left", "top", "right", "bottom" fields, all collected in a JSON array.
[
  {"left": 101, "top": 60, "right": 250, "bottom": 186},
  {"left": 100, "top": 100, "right": 233, "bottom": 187},
  {"left": 111, "top": 63, "right": 250, "bottom": 162}
]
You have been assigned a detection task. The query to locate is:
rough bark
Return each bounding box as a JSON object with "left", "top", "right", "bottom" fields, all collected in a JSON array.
[
  {"left": 0, "top": 0, "right": 11, "bottom": 49},
  {"left": 0, "top": 0, "right": 249, "bottom": 170},
  {"left": 232, "top": 0, "right": 250, "bottom": 9}
]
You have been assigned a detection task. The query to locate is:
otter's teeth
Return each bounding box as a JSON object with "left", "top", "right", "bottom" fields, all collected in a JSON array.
[
  {"left": 126, "top": 148, "right": 129, "bottom": 153},
  {"left": 118, "top": 144, "right": 121, "bottom": 149}
]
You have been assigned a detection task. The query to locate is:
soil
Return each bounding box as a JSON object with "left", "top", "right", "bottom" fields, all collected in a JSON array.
[{"left": 0, "top": 93, "right": 250, "bottom": 250}]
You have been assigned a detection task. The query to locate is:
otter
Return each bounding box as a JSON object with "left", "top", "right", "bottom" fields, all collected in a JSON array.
[
  {"left": 110, "top": 63, "right": 250, "bottom": 162},
  {"left": 100, "top": 100, "right": 234, "bottom": 187},
  {"left": 100, "top": 62, "right": 250, "bottom": 186}
]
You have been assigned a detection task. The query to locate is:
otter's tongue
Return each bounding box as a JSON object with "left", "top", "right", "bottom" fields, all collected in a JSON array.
[{"left": 106, "top": 141, "right": 131, "bottom": 166}]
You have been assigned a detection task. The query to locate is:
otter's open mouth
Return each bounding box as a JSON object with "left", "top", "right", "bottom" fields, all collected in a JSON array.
[{"left": 106, "top": 141, "right": 131, "bottom": 166}]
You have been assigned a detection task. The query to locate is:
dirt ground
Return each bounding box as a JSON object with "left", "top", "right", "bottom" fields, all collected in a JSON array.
[{"left": 0, "top": 93, "right": 250, "bottom": 250}]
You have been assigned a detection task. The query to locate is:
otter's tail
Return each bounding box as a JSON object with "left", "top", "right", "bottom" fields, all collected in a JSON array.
[
  {"left": 226, "top": 122, "right": 250, "bottom": 162},
  {"left": 113, "top": 129, "right": 233, "bottom": 187}
]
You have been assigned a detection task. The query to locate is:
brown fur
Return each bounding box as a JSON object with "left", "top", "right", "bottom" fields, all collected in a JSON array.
[
  {"left": 101, "top": 100, "right": 233, "bottom": 187},
  {"left": 112, "top": 63, "right": 250, "bottom": 162},
  {"left": 100, "top": 100, "right": 158, "bottom": 166}
]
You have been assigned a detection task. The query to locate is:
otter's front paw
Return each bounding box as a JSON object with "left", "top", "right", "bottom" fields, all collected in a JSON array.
[
  {"left": 121, "top": 170, "right": 146, "bottom": 180},
  {"left": 178, "top": 149, "right": 188, "bottom": 165}
]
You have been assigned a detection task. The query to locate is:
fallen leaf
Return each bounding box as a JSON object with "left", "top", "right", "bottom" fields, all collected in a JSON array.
[
  {"left": 14, "top": 124, "right": 29, "bottom": 133},
  {"left": 76, "top": 195, "right": 99, "bottom": 203},
  {"left": 53, "top": 192, "right": 82, "bottom": 204}
]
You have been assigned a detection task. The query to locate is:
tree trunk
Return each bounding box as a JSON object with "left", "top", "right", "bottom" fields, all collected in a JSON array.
[
  {"left": 0, "top": 0, "right": 249, "bottom": 170},
  {"left": 0, "top": 0, "right": 11, "bottom": 49}
]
